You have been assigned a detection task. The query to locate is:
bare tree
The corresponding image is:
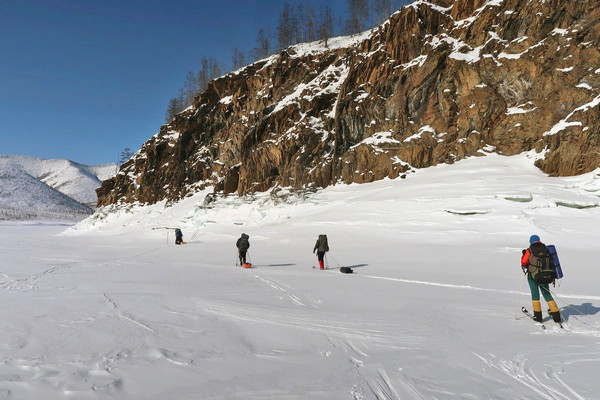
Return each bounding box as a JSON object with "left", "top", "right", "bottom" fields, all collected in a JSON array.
[
  {"left": 345, "top": 0, "right": 370, "bottom": 35},
  {"left": 197, "top": 57, "right": 224, "bottom": 91},
  {"left": 183, "top": 71, "right": 199, "bottom": 106},
  {"left": 305, "top": 3, "right": 317, "bottom": 42},
  {"left": 373, "top": 0, "right": 404, "bottom": 24},
  {"left": 297, "top": 4, "right": 305, "bottom": 44},
  {"left": 318, "top": 5, "right": 334, "bottom": 47},
  {"left": 277, "top": 2, "right": 295, "bottom": 50},
  {"left": 232, "top": 47, "right": 246, "bottom": 70}
]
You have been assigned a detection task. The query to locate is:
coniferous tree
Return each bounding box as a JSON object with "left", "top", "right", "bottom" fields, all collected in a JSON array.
[
  {"left": 165, "top": 96, "right": 183, "bottom": 123},
  {"left": 250, "top": 28, "right": 271, "bottom": 61},
  {"left": 118, "top": 148, "right": 134, "bottom": 166}
]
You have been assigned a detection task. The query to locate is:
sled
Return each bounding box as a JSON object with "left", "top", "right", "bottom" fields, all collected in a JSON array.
[{"left": 242, "top": 263, "right": 253, "bottom": 268}]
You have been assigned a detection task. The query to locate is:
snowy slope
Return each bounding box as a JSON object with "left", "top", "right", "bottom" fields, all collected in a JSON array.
[
  {"left": 1, "top": 153, "right": 598, "bottom": 399},
  {"left": 0, "top": 165, "right": 91, "bottom": 219},
  {"left": 0, "top": 155, "right": 116, "bottom": 205},
  {"left": 0, "top": 156, "right": 116, "bottom": 219}
]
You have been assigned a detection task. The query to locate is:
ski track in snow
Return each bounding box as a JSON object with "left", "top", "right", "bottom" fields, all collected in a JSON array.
[
  {"left": 254, "top": 275, "right": 313, "bottom": 308},
  {"left": 320, "top": 268, "right": 600, "bottom": 304},
  {"left": 473, "top": 352, "right": 591, "bottom": 400},
  {"left": 0, "top": 263, "right": 73, "bottom": 291}
]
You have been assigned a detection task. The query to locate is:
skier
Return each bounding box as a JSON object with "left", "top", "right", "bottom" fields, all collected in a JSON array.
[
  {"left": 175, "top": 228, "right": 184, "bottom": 245},
  {"left": 236, "top": 233, "right": 250, "bottom": 265},
  {"left": 521, "top": 235, "right": 562, "bottom": 323},
  {"left": 313, "top": 234, "right": 329, "bottom": 270}
]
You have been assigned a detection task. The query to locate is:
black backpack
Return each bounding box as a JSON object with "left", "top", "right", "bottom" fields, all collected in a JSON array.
[
  {"left": 238, "top": 234, "right": 250, "bottom": 251},
  {"left": 528, "top": 242, "right": 556, "bottom": 284},
  {"left": 317, "top": 235, "right": 329, "bottom": 252}
]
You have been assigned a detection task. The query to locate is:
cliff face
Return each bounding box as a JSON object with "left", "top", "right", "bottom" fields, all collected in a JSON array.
[{"left": 98, "top": 0, "right": 600, "bottom": 207}]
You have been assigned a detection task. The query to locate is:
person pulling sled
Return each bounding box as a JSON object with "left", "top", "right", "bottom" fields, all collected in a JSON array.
[
  {"left": 521, "top": 235, "right": 562, "bottom": 324},
  {"left": 313, "top": 234, "right": 329, "bottom": 270},
  {"left": 236, "top": 233, "right": 250, "bottom": 265}
]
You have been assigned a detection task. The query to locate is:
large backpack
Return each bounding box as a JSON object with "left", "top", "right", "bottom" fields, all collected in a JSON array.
[
  {"left": 528, "top": 242, "right": 556, "bottom": 284},
  {"left": 317, "top": 235, "right": 329, "bottom": 252},
  {"left": 238, "top": 234, "right": 250, "bottom": 251}
]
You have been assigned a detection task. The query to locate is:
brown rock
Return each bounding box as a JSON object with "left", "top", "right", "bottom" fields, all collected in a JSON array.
[{"left": 98, "top": 0, "right": 600, "bottom": 207}]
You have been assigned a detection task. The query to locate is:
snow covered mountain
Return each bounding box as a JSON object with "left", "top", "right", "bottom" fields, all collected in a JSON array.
[{"left": 0, "top": 155, "right": 116, "bottom": 220}]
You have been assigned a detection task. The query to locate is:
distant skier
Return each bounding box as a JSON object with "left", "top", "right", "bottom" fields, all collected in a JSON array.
[
  {"left": 313, "top": 234, "right": 329, "bottom": 270},
  {"left": 175, "top": 228, "right": 184, "bottom": 245},
  {"left": 236, "top": 233, "right": 250, "bottom": 265},
  {"left": 521, "top": 235, "right": 562, "bottom": 324}
]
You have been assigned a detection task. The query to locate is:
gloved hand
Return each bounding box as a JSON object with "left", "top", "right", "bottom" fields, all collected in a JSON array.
[
  {"left": 313, "top": 250, "right": 315, "bottom": 254},
  {"left": 521, "top": 266, "right": 527, "bottom": 274},
  {"left": 522, "top": 249, "right": 527, "bottom": 255}
]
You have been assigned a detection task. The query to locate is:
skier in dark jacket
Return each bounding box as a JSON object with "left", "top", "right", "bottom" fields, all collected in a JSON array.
[
  {"left": 175, "top": 228, "right": 183, "bottom": 245},
  {"left": 521, "top": 234, "right": 561, "bottom": 323},
  {"left": 313, "top": 234, "right": 329, "bottom": 270},
  {"left": 236, "top": 233, "right": 250, "bottom": 265}
]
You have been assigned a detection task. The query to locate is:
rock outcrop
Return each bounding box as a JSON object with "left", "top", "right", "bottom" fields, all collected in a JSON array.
[{"left": 98, "top": 0, "right": 600, "bottom": 207}]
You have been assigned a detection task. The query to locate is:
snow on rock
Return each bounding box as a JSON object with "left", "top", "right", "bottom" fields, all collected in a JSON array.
[
  {"left": 544, "top": 94, "right": 600, "bottom": 136},
  {"left": 352, "top": 130, "right": 400, "bottom": 149},
  {"left": 506, "top": 102, "right": 537, "bottom": 115}
]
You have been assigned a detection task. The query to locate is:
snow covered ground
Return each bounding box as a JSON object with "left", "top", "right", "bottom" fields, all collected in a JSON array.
[{"left": 2, "top": 153, "right": 600, "bottom": 399}]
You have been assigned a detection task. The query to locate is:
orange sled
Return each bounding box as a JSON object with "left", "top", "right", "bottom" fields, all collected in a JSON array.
[{"left": 242, "top": 263, "right": 252, "bottom": 268}]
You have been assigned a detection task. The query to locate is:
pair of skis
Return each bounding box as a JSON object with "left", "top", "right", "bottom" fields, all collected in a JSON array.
[{"left": 521, "top": 307, "right": 563, "bottom": 330}]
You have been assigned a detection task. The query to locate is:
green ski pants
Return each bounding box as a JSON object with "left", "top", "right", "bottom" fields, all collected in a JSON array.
[{"left": 527, "top": 275, "right": 554, "bottom": 302}]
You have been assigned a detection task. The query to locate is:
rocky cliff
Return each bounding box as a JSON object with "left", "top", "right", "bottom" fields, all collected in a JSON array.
[{"left": 98, "top": 0, "right": 600, "bottom": 207}]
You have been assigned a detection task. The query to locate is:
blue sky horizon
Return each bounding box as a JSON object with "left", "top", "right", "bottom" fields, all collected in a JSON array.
[{"left": 1, "top": 0, "right": 358, "bottom": 165}]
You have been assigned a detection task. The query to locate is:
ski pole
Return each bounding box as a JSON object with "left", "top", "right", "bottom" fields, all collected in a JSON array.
[{"left": 514, "top": 271, "right": 526, "bottom": 320}]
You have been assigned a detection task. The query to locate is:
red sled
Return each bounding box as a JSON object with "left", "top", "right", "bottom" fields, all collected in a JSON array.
[{"left": 242, "top": 263, "right": 252, "bottom": 268}]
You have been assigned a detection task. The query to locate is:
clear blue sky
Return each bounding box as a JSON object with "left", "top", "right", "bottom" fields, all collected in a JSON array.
[{"left": 0, "top": 0, "right": 349, "bottom": 165}]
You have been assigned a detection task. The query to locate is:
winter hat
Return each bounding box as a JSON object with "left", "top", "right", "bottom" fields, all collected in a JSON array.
[{"left": 529, "top": 234, "right": 540, "bottom": 244}]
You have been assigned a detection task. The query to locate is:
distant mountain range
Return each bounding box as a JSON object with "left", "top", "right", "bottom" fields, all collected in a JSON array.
[{"left": 0, "top": 156, "right": 116, "bottom": 220}]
